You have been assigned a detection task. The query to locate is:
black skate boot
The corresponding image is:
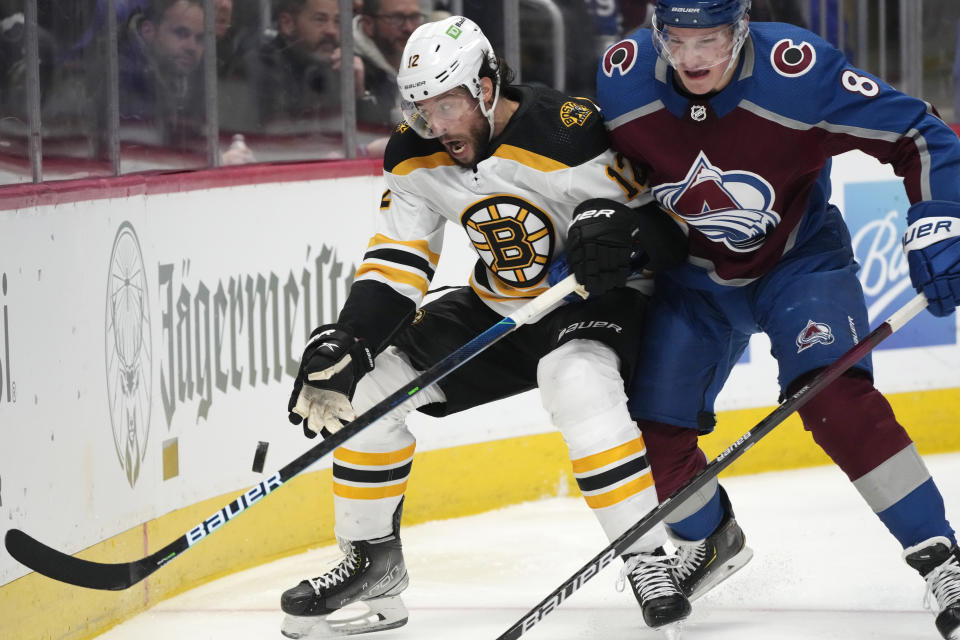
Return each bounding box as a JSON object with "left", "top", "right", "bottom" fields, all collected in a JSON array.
[
  {"left": 281, "top": 505, "right": 408, "bottom": 638},
  {"left": 618, "top": 547, "right": 691, "bottom": 638},
  {"left": 904, "top": 536, "right": 960, "bottom": 640},
  {"left": 670, "top": 486, "right": 753, "bottom": 601}
]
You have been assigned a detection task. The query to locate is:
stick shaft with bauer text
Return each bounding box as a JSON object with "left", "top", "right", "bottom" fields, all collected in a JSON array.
[
  {"left": 4, "top": 275, "right": 582, "bottom": 591},
  {"left": 497, "top": 292, "right": 928, "bottom": 640}
]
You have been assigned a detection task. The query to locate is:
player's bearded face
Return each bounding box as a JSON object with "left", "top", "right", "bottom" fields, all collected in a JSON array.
[
  {"left": 413, "top": 89, "right": 490, "bottom": 166},
  {"left": 657, "top": 25, "right": 738, "bottom": 95}
]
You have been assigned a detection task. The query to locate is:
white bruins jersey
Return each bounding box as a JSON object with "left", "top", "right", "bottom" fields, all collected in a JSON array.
[{"left": 355, "top": 85, "right": 651, "bottom": 322}]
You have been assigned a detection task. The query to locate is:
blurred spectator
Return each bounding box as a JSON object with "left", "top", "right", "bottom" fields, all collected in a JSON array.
[
  {"left": 0, "top": 0, "right": 56, "bottom": 122},
  {"left": 353, "top": 0, "right": 424, "bottom": 127},
  {"left": 586, "top": 0, "right": 623, "bottom": 55},
  {"left": 215, "top": 0, "right": 255, "bottom": 77},
  {"left": 253, "top": 0, "right": 365, "bottom": 130},
  {"left": 752, "top": 1, "right": 807, "bottom": 27},
  {"left": 804, "top": 0, "right": 853, "bottom": 60},
  {"left": 214, "top": 0, "right": 260, "bottom": 131},
  {"left": 213, "top": 1, "right": 257, "bottom": 167},
  {"left": 119, "top": 0, "right": 207, "bottom": 149},
  {"left": 461, "top": 0, "right": 598, "bottom": 98},
  {"left": 522, "top": 0, "right": 598, "bottom": 97},
  {"left": 619, "top": 0, "right": 653, "bottom": 32}
]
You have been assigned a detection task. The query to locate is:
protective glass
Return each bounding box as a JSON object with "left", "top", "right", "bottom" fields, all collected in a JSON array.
[
  {"left": 376, "top": 12, "right": 427, "bottom": 28},
  {"left": 653, "top": 24, "right": 738, "bottom": 72},
  {"left": 400, "top": 89, "right": 481, "bottom": 139}
]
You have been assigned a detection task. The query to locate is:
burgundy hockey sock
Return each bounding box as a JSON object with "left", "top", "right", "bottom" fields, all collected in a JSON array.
[
  {"left": 791, "top": 371, "right": 912, "bottom": 480},
  {"left": 638, "top": 419, "right": 707, "bottom": 502}
]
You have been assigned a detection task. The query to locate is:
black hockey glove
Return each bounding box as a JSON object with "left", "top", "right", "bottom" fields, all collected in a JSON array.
[
  {"left": 635, "top": 201, "right": 688, "bottom": 272},
  {"left": 287, "top": 324, "right": 375, "bottom": 439},
  {"left": 566, "top": 198, "right": 642, "bottom": 295}
]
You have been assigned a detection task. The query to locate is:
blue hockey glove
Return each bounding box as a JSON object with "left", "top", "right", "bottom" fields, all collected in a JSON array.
[
  {"left": 902, "top": 200, "right": 960, "bottom": 318},
  {"left": 287, "top": 324, "right": 374, "bottom": 439}
]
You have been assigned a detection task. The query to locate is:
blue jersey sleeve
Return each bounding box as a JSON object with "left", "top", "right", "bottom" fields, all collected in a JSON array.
[
  {"left": 595, "top": 29, "right": 662, "bottom": 124},
  {"left": 751, "top": 23, "right": 960, "bottom": 205}
]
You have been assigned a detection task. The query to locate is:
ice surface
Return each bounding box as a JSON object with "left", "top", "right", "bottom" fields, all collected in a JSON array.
[{"left": 96, "top": 453, "right": 960, "bottom": 639}]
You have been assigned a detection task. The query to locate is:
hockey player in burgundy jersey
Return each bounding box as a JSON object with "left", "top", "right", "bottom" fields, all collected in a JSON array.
[
  {"left": 568, "top": 1, "right": 960, "bottom": 638},
  {"left": 280, "top": 15, "right": 692, "bottom": 639}
]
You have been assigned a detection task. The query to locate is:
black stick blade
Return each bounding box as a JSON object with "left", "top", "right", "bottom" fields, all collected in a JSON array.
[{"left": 5, "top": 528, "right": 152, "bottom": 590}]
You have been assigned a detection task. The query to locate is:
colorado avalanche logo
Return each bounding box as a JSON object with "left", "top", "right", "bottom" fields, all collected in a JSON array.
[
  {"left": 602, "top": 39, "right": 638, "bottom": 77},
  {"left": 771, "top": 38, "right": 816, "bottom": 78},
  {"left": 796, "top": 319, "right": 835, "bottom": 353},
  {"left": 653, "top": 152, "right": 780, "bottom": 253}
]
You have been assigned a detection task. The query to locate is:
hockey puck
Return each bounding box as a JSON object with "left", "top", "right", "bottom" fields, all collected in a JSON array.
[{"left": 251, "top": 441, "right": 269, "bottom": 473}]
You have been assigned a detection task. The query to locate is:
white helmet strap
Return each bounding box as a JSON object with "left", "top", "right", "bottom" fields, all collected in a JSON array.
[{"left": 478, "top": 75, "right": 501, "bottom": 140}]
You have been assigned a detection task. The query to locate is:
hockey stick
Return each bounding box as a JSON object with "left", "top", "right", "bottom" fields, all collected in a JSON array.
[
  {"left": 497, "top": 291, "right": 929, "bottom": 640},
  {"left": 4, "top": 275, "right": 584, "bottom": 591}
]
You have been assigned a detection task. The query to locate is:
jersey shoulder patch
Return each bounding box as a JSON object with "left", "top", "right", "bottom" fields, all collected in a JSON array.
[
  {"left": 600, "top": 34, "right": 643, "bottom": 79},
  {"left": 751, "top": 22, "right": 846, "bottom": 83},
  {"left": 497, "top": 86, "right": 610, "bottom": 168},
  {"left": 744, "top": 22, "right": 864, "bottom": 121},
  {"left": 383, "top": 120, "right": 446, "bottom": 175},
  {"left": 595, "top": 30, "right": 663, "bottom": 122}
]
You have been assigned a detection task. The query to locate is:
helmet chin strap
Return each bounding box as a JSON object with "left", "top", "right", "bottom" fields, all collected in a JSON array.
[{"left": 478, "top": 76, "right": 501, "bottom": 141}]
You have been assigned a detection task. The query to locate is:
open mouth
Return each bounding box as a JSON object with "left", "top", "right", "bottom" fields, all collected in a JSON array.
[
  {"left": 443, "top": 138, "right": 467, "bottom": 156},
  {"left": 684, "top": 69, "right": 710, "bottom": 80}
]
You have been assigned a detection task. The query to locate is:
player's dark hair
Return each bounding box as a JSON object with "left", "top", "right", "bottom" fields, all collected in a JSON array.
[{"left": 480, "top": 53, "right": 515, "bottom": 88}]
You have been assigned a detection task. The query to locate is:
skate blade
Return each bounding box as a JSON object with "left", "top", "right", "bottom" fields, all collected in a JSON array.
[
  {"left": 659, "top": 621, "right": 683, "bottom": 640},
  {"left": 689, "top": 545, "right": 754, "bottom": 602},
  {"left": 281, "top": 595, "right": 409, "bottom": 638}
]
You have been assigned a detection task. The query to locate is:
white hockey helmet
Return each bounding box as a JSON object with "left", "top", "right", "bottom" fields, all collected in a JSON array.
[{"left": 397, "top": 15, "right": 501, "bottom": 139}]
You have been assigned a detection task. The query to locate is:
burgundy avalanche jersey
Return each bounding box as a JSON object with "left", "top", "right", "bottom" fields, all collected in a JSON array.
[{"left": 596, "top": 22, "right": 960, "bottom": 291}]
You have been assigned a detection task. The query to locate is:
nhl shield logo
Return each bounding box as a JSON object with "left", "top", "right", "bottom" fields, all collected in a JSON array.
[
  {"left": 796, "top": 319, "right": 835, "bottom": 353},
  {"left": 690, "top": 105, "right": 707, "bottom": 122}
]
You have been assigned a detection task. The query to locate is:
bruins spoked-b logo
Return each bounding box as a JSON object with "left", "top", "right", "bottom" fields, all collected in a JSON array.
[
  {"left": 461, "top": 195, "right": 555, "bottom": 287},
  {"left": 105, "top": 222, "right": 153, "bottom": 487}
]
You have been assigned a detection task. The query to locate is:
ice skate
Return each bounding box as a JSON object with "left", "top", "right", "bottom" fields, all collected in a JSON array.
[
  {"left": 280, "top": 534, "right": 409, "bottom": 638},
  {"left": 617, "top": 547, "right": 691, "bottom": 638},
  {"left": 670, "top": 488, "right": 753, "bottom": 601},
  {"left": 904, "top": 536, "right": 960, "bottom": 640}
]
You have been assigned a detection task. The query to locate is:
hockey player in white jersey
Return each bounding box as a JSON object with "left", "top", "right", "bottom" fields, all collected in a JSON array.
[{"left": 281, "top": 14, "right": 692, "bottom": 640}]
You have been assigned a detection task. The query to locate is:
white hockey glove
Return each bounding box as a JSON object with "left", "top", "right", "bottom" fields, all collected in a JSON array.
[{"left": 287, "top": 324, "right": 374, "bottom": 439}]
